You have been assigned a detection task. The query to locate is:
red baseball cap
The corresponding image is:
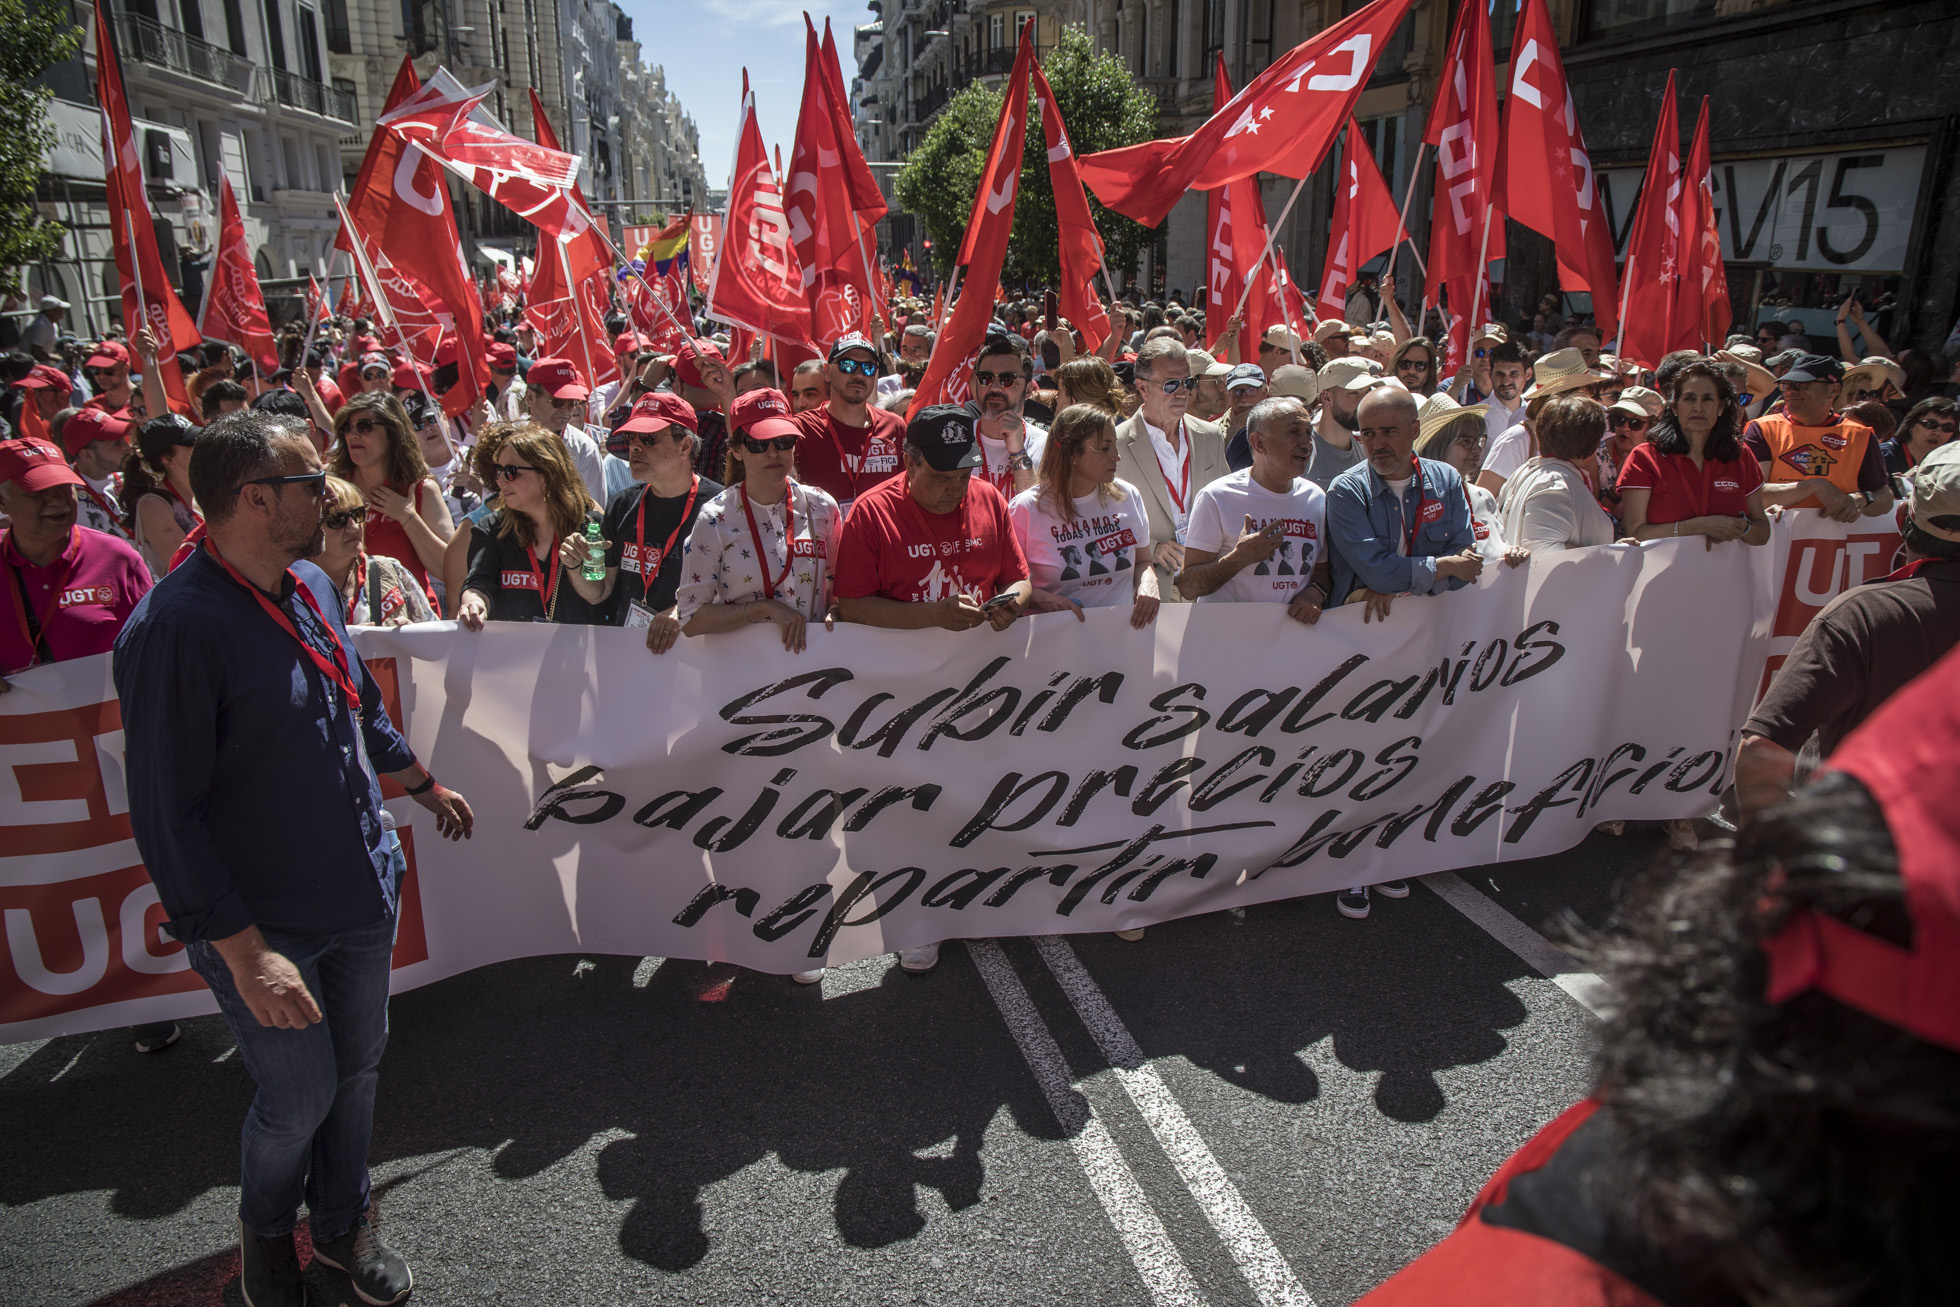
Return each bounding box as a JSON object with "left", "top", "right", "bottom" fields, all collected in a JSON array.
[
  {"left": 486, "top": 342, "right": 518, "bottom": 370},
  {"left": 619, "top": 390, "right": 700, "bottom": 435},
  {"left": 85, "top": 340, "right": 130, "bottom": 370},
  {"left": 352, "top": 334, "right": 383, "bottom": 353},
  {"left": 13, "top": 364, "right": 70, "bottom": 391},
  {"left": 1765, "top": 640, "right": 1960, "bottom": 1053},
  {"left": 727, "top": 387, "right": 799, "bottom": 442},
  {"left": 392, "top": 359, "right": 433, "bottom": 390},
  {"left": 61, "top": 405, "right": 135, "bottom": 456},
  {"left": 673, "top": 339, "right": 726, "bottom": 391},
  {"left": 0, "top": 436, "right": 87, "bottom": 492},
  {"left": 527, "top": 357, "right": 589, "bottom": 400},
  {"left": 612, "top": 331, "right": 645, "bottom": 357},
  {"left": 434, "top": 336, "right": 459, "bottom": 367}
]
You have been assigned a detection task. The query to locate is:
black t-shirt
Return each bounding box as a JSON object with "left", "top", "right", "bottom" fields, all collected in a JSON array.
[
  {"left": 601, "top": 475, "right": 722, "bottom": 621},
  {"left": 462, "top": 513, "right": 612, "bottom": 625}
]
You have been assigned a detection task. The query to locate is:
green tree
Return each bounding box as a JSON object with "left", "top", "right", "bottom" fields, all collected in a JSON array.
[
  {"left": 0, "top": 0, "right": 82, "bottom": 298},
  {"left": 894, "top": 27, "right": 1158, "bottom": 287}
]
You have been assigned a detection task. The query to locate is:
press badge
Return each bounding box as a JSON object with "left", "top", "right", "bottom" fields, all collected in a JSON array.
[{"left": 624, "top": 600, "right": 657, "bottom": 629}]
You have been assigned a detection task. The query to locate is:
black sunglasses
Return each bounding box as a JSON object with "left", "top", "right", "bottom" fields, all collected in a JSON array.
[
  {"left": 342, "top": 417, "right": 384, "bottom": 436},
  {"left": 243, "top": 470, "right": 328, "bottom": 496},
  {"left": 629, "top": 428, "right": 688, "bottom": 448},
  {"left": 493, "top": 463, "right": 540, "bottom": 481},
  {"left": 738, "top": 435, "right": 798, "bottom": 454},
  {"left": 323, "top": 508, "right": 363, "bottom": 529},
  {"left": 1609, "top": 414, "right": 1651, "bottom": 429},
  {"left": 1147, "top": 376, "right": 1194, "bottom": 393},
  {"left": 972, "top": 369, "right": 1025, "bottom": 387},
  {"left": 831, "top": 357, "right": 876, "bottom": 377},
  {"left": 1915, "top": 419, "right": 1960, "bottom": 436}
]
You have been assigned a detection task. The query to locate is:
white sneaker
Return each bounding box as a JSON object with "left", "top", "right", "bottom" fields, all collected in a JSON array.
[
  {"left": 897, "top": 943, "right": 941, "bottom": 973},
  {"left": 1374, "top": 880, "right": 1410, "bottom": 899},
  {"left": 1114, "top": 928, "right": 1145, "bottom": 941},
  {"left": 792, "top": 968, "right": 825, "bottom": 985}
]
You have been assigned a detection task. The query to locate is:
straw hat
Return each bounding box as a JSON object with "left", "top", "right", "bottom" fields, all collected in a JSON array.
[
  {"left": 1417, "top": 392, "right": 1488, "bottom": 443},
  {"left": 1522, "top": 346, "right": 1613, "bottom": 399},
  {"left": 1843, "top": 356, "right": 1906, "bottom": 394}
]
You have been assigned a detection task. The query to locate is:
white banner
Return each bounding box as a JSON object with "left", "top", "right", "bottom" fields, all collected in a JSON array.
[{"left": 3, "top": 535, "right": 1808, "bottom": 1041}]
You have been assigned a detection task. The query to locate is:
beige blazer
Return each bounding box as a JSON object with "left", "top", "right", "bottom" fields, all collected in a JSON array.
[{"left": 1114, "top": 410, "right": 1231, "bottom": 603}]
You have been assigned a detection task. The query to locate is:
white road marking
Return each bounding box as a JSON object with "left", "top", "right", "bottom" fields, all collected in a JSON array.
[
  {"left": 967, "top": 940, "right": 1209, "bottom": 1307},
  {"left": 630, "top": 957, "right": 661, "bottom": 989},
  {"left": 1034, "top": 936, "right": 1318, "bottom": 1307},
  {"left": 1418, "top": 871, "right": 1608, "bottom": 1016}
]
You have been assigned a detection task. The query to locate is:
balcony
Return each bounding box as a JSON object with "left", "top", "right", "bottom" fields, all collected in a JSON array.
[
  {"left": 966, "top": 46, "right": 1015, "bottom": 78},
  {"left": 112, "top": 11, "right": 254, "bottom": 94},
  {"left": 268, "top": 66, "right": 356, "bottom": 123},
  {"left": 917, "top": 84, "right": 947, "bottom": 118}
]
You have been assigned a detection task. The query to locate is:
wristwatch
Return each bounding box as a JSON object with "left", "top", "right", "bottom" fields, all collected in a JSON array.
[{"left": 1007, "top": 451, "right": 1035, "bottom": 472}]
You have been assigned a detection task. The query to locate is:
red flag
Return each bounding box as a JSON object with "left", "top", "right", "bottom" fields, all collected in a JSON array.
[
  {"left": 1672, "top": 97, "right": 1730, "bottom": 352},
  {"left": 523, "top": 89, "right": 618, "bottom": 388},
  {"left": 1318, "top": 119, "right": 1402, "bottom": 311},
  {"left": 1617, "top": 71, "right": 1683, "bottom": 369},
  {"left": 788, "top": 20, "right": 877, "bottom": 341},
  {"left": 198, "top": 172, "right": 279, "bottom": 375},
  {"left": 1203, "top": 58, "right": 1245, "bottom": 350},
  {"left": 342, "top": 57, "right": 489, "bottom": 414},
  {"left": 303, "top": 275, "right": 332, "bottom": 327},
  {"left": 1030, "top": 54, "right": 1112, "bottom": 353},
  {"left": 94, "top": 0, "right": 198, "bottom": 413},
  {"left": 1497, "top": 0, "right": 1618, "bottom": 342},
  {"left": 818, "top": 20, "right": 888, "bottom": 227},
  {"left": 335, "top": 272, "right": 361, "bottom": 319},
  {"left": 1080, "top": 0, "right": 1415, "bottom": 228},
  {"left": 1423, "top": 0, "right": 1503, "bottom": 373},
  {"left": 707, "top": 71, "right": 815, "bottom": 347},
  {"left": 689, "top": 214, "right": 724, "bottom": 294},
  {"left": 908, "top": 27, "right": 1034, "bottom": 417}
]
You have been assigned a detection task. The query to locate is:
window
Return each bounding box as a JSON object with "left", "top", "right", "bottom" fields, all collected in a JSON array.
[
  {"left": 297, "top": 3, "right": 323, "bottom": 81},
  {"left": 1239, "top": 0, "right": 1272, "bottom": 77},
  {"left": 988, "top": 12, "right": 1004, "bottom": 49},
  {"left": 1166, "top": 0, "right": 1178, "bottom": 77},
  {"left": 1014, "top": 8, "right": 1034, "bottom": 41},
  {"left": 324, "top": 0, "right": 349, "bottom": 53},
  {"left": 1491, "top": 0, "right": 1521, "bottom": 56},
  {"left": 262, "top": 0, "right": 287, "bottom": 69},
  {"left": 1202, "top": 0, "right": 1225, "bottom": 78},
  {"left": 333, "top": 76, "right": 358, "bottom": 120},
  {"left": 223, "top": 0, "right": 246, "bottom": 54},
  {"left": 1580, "top": 0, "right": 1717, "bottom": 41},
  {"left": 177, "top": 0, "right": 205, "bottom": 41}
]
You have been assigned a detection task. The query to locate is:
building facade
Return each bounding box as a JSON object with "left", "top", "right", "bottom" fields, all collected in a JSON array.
[{"left": 853, "top": 0, "right": 1960, "bottom": 349}]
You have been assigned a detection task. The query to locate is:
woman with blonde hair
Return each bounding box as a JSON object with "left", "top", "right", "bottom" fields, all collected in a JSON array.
[
  {"left": 307, "top": 476, "right": 437, "bottom": 627},
  {"left": 456, "top": 425, "right": 609, "bottom": 627},
  {"left": 327, "top": 391, "right": 453, "bottom": 603},
  {"left": 1053, "top": 356, "right": 1131, "bottom": 417},
  {"left": 1008, "top": 403, "right": 1160, "bottom": 628}
]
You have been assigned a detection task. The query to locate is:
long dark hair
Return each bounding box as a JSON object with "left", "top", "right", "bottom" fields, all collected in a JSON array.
[
  {"left": 1584, "top": 771, "right": 1959, "bottom": 1303},
  {"left": 330, "top": 391, "right": 428, "bottom": 490},
  {"left": 1648, "top": 360, "right": 1744, "bottom": 462}
]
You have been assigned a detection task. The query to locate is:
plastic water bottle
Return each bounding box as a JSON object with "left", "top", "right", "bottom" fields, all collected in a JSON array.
[{"left": 582, "top": 521, "right": 606, "bottom": 582}]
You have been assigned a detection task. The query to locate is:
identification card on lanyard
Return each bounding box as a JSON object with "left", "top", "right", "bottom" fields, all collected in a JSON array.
[{"left": 624, "top": 599, "right": 657, "bottom": 629}]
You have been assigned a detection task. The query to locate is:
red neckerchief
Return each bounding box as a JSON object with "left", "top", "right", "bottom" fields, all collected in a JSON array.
[
  {"left": 346, "top": 550, "right": 370, "bottom": 623},
  {"left": 2, "top": 529, "right": 76, "bottom": 668},
  {"left": 523, "top": 533, "right": 560, "bottom": 612},
  {"left": 203, "top": 542, "right": 359, "bottom": 705},
  {"left": 1151, "top": 419, "right": 1190, "bottom": 516},
  {"left": 741, "top": 480, "right": 800, "bottom": 600},
  {"left": 636, "top": 475, "right": 700, "bottom": 584},
  {"left": 1400, "top": 458, "right": 1429, "bottom": 556},
  {"left": 163, "top": 479, "right": 204, "bottom": 525}
]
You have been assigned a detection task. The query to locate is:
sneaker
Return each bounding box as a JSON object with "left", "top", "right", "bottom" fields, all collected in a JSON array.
[
  {"left": 792, "top": 968, "right": 825, "bottom": 985},
  {"left": 311, "top": 1212, "right": 412, "bottom": 1306},
  {"left": 1114, "top": 928, "right": 1146, "bottom": 941},
  {"left": 1667, "top": 818, "right": 1700, "bottom": 852},
  {"left": 1596, "top": 820, "right": 1626, "bottom": 836},
  {"left": 132, "top": 1021, "right": 180, "bottom": 1054},
  {"left": 1374, "top": 880, "right": 1410, "bottom": 899},
  {"left": 1337, "top": 887, "right": 1370, "bottom": 919},
  {"left": 897, "top": 943, "right": 941, "bottom": 973},
  {"left": 237, "top": 1221, "right": 305, "bottom": 1307}
]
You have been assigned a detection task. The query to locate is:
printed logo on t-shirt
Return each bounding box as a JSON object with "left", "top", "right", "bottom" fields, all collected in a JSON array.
[
  {"left": 501, "top": 570, "right": 541, "bottom": 591},
  {"left": 376, "top": 585, "right": 408, "bottom": 621},
  {"left": 864, "top": 439, "right": 898, "bottom": 474},
  {"left": 1246, "top": 517, "right": 1320, "bottom": 581},
  {"left": 1820, "top": 430, "right": 1847, "bottom": 451},
  {"left": 789, "top": 536, "right": 826, "bottom": 559},
  {"left": 58, "top": 585, "right": 115, "bottom": 608},
  {"left": 906, "top": 537, "right": 986, "bottom": 559},
  {"left": 620, "top": 544, "right": 656, "bottom": 576},
  {"left": 1713, "top": 479, "right": 1740, "bottom": 493},
  {"left": 1782, "top": 444, "right": 1838, "bottom": 477}
]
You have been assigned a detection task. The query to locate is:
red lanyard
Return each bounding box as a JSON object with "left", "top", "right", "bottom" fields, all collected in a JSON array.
[
  {"left": 164, "top": 480, "right": 204, "bottom": 525},
  {"left": 636, "top": 475, "right": 700, "bottom": 580},
  {"left": 346, "top": 551, "right": 370, "bottom": 623},
  {"left": 823, "top": 413, "right": 876, "bottom": 499},
  {"left": 523, "top": 535, "right": 560, "bottom": 612},
  {"left": 1400, "top": 459, "right": 1428, "bottom": 556},
  {"left": 741, "top": 480, "right": 799, "bottom": 599},
  {"left": 2, "top": 530, "right": 74, "bottom": 667},
  {"left": 79, "top": 480, "right": 124, "bottom": 533},
  {"left": 203, "top": 542, "right": 359, "bottom": 706},
  {"left": 1152, "top": 421, "right": 1190, "bottom": 516}
]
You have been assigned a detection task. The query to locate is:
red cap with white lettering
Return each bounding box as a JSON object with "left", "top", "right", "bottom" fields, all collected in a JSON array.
[{"left": 0, "top": 436, "right": 87, "bottom": 492}]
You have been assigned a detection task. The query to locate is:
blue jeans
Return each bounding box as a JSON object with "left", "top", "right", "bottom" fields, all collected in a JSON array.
[{"left": 187, "top": 839, "right": 404, "bottom": 1242}]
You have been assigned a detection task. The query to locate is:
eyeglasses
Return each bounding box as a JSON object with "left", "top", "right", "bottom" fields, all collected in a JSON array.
[
  {"left": 831, "top": 357, "right": 877, "bottom": 377},
  {"left": 1915, "top": 419, "right": 1960, "bottom": 437},
  {"left": 1473, "top": 349, "right": 1489, "bottom": 359},
  {"left": 547, "top": 395, "right": 582, "bottom": 409},
  {"left": 342, "top": 417, "right": 383, "bottom": 436},
  {"left": 324, "top": 508, "right": 363, "bottom": 530},
  {"left": 972, "top": 369, "right": 1025, "bottom": 387},
  {"left": 243, "top": 470, "right": 329, "bottom": 497},
  {"left": 629, "top": 428, "right": 687, "bottom": 448},
  {"left": 738, "top": 435, "right": 798, "bottom": 454},
  {"left": 493, "top": 463, "right": 540, "bottom": 481},
  {"left": 1608, "top": 414, "right": 1652, "bottom": 431},
  {"left": 1146, "top": 377, "right": 1194, "bottom": 394},
  {"left": 84, "top": 367, "right": 120, "bottom": 380}
]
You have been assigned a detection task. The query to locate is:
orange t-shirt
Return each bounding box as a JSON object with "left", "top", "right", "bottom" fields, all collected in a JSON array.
[{"left": 1745, "top": 412, "right": 1874, "bottom": 506}]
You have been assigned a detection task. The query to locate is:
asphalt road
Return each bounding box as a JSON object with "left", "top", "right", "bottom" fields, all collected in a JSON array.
[{"left": 0, "top": 824, "right": 1675, "bottom": 1307}]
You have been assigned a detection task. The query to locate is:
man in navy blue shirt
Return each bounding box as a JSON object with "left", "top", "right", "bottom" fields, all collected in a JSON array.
[
  {"left": 1323, "top": 385, "right": 1483, "bottom": 923},
  {"left": 114, "top": 411, "right": 472, "bottom": 1307}
]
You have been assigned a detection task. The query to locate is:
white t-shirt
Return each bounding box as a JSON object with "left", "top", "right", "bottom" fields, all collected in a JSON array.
[
  {"left": 560, "top": 423, "right": 609, "bottom": 505},
  {"left": 1183, "top": 470, "right": 1327, "bottom": 604},
  {"left": 1008, "top": 479, "right": 1150, "bottom": 608},
  {"left": 1485, "top": 400, "right": 1528, "bottom": 446},
  {"left": 1481, "top": 421, "right": 1532, "bottom": 484},
  {"left": 973, "top": 421, "right": 1048, "bottom": 502}
]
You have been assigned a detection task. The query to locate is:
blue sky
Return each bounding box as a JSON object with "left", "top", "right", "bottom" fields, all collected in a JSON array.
[{"left": 620, "top": 0, "right": 878, "bottom": 192}]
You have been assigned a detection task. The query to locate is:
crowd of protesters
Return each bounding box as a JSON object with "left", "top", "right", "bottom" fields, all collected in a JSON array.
[{"left": 4, "top": 270, "right": 1958, "bottom": 1307}]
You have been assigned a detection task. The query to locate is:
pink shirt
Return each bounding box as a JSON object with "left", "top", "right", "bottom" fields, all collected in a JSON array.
[{"left": 1, "top": 525, "right": 152, "bottom": 675}]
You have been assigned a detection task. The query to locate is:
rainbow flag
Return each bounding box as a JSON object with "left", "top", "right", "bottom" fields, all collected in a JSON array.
[{"left": 642, "top": 214, "right": 691, "bottom": 283}]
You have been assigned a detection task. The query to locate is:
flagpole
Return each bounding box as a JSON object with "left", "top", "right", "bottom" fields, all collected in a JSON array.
[
  {"left": 584, "top": 220, "right": 700, "bottom": 347},
  {"left": 335, "top": 192, "right": 443, "bottom": 423},
  {"left": 124, "top": 209, "right": 149, "bottom": 339},
  {"left": 1465, "top": 205, "right": 1496, "bottom": 339},
  {"left": 941, "top": 264, "right": 963, "bottom": 331},
  {"left": 1228, "top": 171, "right": 1311, "bottom": 327},
  {"left": 1385, "top": 143, "right": 1429, "bottom": 284}
]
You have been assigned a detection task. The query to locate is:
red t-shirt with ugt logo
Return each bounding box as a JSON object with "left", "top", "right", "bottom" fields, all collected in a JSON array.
[{"left": 832, "top": 474, "right": 1029, "bottom": 604}]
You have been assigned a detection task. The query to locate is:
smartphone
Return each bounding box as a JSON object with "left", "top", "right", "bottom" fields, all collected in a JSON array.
[
  {"left": 980, "top": 592, "right": 1018, "bottom": 613},
  {"left": 1044, "top": 291, "right": 1058, "bottom": 332}
]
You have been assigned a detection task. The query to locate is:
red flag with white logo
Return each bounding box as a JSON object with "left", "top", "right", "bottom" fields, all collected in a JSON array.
[
  {"left": 94, "top": 0, "right": 198, "bottom": 414},
  {"left": 1079, "top": 0, "right": 1415, "bottom": 228},
  {"left": 341, "top": 57, "right": 489, "bottom": 414},
  {"left": 707, "top": 71, "right": 815, "bottom": 348},
  {"left": 1496, "top": 0, "right": 1618, "bottom": 343},
  {"left": 1617, "top": 71, "right": 1682, "bottom": 369},
  {"left": 788, "top": 20, "right": 877, "bottom": 343},
  {"left": 1423, "top": 0, "right": 1504, "bottom": 374},
  {"left": 523, "top": 89, "right": 618, "bottom": 388},
  {"left": 1319, "top": 119, "right": 1401, "bottom": 311},
  {"left": 1030, "top": 53, "right": 1112, "bottom": 354},
  {"left": 1671, "top": 96, "right": 1730, "bottom": 353},
  {"left": 907, "top": 27, "right": 1034, "bottom": 418},
  {"left": 818, "top": 21, "right": 888, "bottom": 228},
  {"left": 198, "top": 172, "right": 279, "bottom": 375}
]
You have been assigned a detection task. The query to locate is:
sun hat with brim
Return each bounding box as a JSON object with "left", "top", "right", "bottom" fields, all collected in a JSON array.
[
  {"left": 0, "top": 436, "right": 86, "bottom": 492},
  {"left": 1714, "top": 351, "right": 1779, "bottom": 398},
  {"left": 1269, "top": 363, "right": 1318, "bottom": 404},
  {"left": 1416, "top": 393, "right": 1488, "bottom": 444},
  {"left": 1607, "top": 386, "right": 1665, "bottom": 420},
  {"left": 1470, "top": 323, "right": 1509, "bottom": 350},
  {"left": 1907, "top": 440, "right": 1960, "bottom": 542},
  {"left": 1319, "top": 357, "right": 1386, "bottom": 392},
  {"left": 1842, "top": 359, "right": 1904, "bottom": 394},
  {"left": 1185, "top": 349, "right": 1232, "bottom": 378},
  {"left": 1522, "top": 347, "right": 1613, "bottom": 399}
]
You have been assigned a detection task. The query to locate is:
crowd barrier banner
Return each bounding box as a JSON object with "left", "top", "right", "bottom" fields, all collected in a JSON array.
[
  {"left": 0, "top": 527, "right": 1835, "bottom": 1043},
  {"left": 1753, "top": 508, "right": 1903, "bottom": 701}
]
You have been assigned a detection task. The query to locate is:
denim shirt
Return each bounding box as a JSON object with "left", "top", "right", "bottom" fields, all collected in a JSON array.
[
  {"left": 1326, "top": 455, "right": 1478, "bottom": 604},
  {"left": 112, "top": 548, "right": 416, "bottom": 943}
]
